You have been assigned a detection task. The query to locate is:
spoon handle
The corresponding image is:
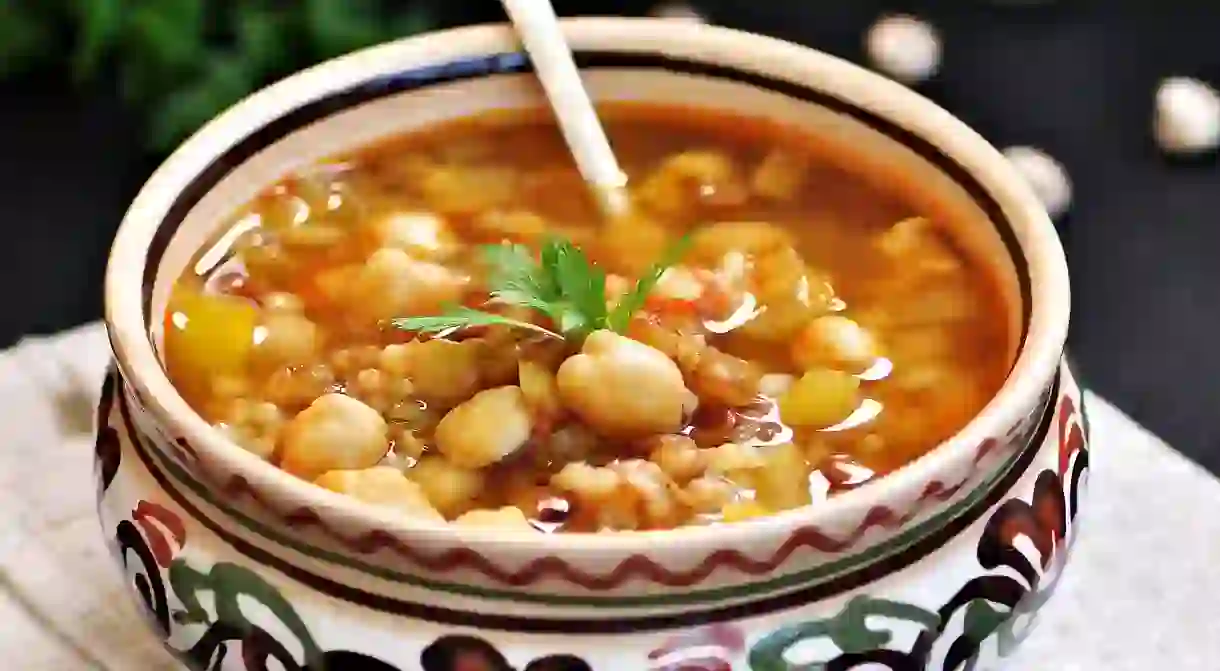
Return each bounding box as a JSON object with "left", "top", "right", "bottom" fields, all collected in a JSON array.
[{"left": 500, "top": 0, "right": 630, "bottom": 218}]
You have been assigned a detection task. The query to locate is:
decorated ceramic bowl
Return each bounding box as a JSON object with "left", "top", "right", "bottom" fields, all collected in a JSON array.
[{"left": 97, "top": 17, "right": 1081, "bottom": 671}]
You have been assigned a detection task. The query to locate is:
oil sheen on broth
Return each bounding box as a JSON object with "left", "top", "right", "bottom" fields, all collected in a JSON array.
[{"left": 162, "top": 104, "right": 1011, "bottom": 533}]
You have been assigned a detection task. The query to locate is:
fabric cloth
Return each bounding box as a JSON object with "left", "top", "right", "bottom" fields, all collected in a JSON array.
[{"left": 0, "top": 322, "right": 1211, "bottom": 669}]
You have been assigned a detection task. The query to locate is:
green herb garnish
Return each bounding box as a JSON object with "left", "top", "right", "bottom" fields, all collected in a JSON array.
[{"left": 392, "top": 235, "right": 692, "bottom": 341}]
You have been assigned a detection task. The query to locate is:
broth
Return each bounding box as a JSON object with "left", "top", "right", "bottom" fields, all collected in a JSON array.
[{"left": 162, "top": 104, "right": 1011, "bottom": 532}]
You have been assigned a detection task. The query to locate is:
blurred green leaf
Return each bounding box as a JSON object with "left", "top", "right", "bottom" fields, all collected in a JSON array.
[
  {"left": 149, "top": 51, "right": 255, "bottom": 150},
  {"left": 123, "top": 0, "right": 207, "bottom": 78},
  {"left": 0, "top": 0, "right": 441, "bottom": 151},
  {"left": 72, "top": 0, "right": 123, "bottom": 78},
  {"left": 389, "top": 5, "right": 434, "bottom": 39},
  {"left": 305, "top": 0, "right": 388, "bottom": 60},
  {"left": 233, "top": 3, "right": 294, "bottom": 74},
  {"left": 0, "top": 1, "right": 56, "bottom": 78}
]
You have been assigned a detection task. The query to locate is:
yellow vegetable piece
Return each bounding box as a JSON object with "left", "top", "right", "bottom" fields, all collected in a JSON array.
[
  {"left": 753, "top": 442, "right": 813, "bottom": 510},
  {"left": 163, "top": 288, "right": 259, "bottom": 406},
  {"left": 778, "top": 368, "right": 861, "bottom": 429},
  {"left": 721, "top": 499, "right": 771, "bottom": 523}
]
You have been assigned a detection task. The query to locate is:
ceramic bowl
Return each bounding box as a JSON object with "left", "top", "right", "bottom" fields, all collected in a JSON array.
[{"left": 97, "top": 17, "right": 1083, "bottom": 671}]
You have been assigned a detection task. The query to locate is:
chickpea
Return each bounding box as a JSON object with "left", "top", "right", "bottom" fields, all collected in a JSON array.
[
  {"left": 280, "top": 393, "right": 389, "bottom": 480},
  {"left": 347, "top": 247, "right": 467, "bottom": 325},
  {"left": 409, "top": 339, "right": 480, "bottom": 406},
  {"left": 685, "top": 476, "right": 739, "bottom": 515},
  {"left": 406, "top": 456, "right": 486, "bottom": 517},
  {"left": 552, "top": 461, "right": 622, "bottom": 499},
  {"left": 371, "top": 211, "right": 459, "bottom": 261},
  {"left": 686, "top": 347, "right": 763, "bottom": 407},
  {"left": 792, "top": 315, "right": 882, "bottom": 373},
  {"left": 434, "top": 386, "right": 534, "bottom": 468},
  {"left": 314, "top": 466, "right": 442, "bottom": 521},
  {"left": 751, "top": 148, "right": 808, "bottom": 201},
  {"left": 556, "top": 330, "right": 689, "bottom": 437},
  {"left": 648, "top": 435, "right": 707, "bottom": 483}
]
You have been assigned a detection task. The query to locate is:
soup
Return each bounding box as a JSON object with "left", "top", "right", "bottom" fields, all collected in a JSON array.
[{"left": 162, "top": 104, "right": 1011, "bottom": 533}]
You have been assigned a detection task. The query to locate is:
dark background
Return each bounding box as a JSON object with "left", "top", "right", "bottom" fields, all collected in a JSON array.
[{"left": 3, "top": 2, "right": 1219, "bottom": 467}]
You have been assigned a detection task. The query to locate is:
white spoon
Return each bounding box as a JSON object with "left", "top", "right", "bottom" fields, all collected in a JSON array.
[{"left": 499, "top": 0, "right": 631, "bottom": 219}]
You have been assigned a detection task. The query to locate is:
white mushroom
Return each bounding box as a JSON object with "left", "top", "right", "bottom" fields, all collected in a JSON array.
[
  {"left": 647, "top": 1, "right": 706, "bottom": 22},
  {"left": 1002, "top": 146, "right": 1072, "bottom": 219},
  {"left": 556, "top": 330, "right": 689, "bottom": 437},
  {"left": 280, "top": 393, "right": 389, "bottom": 480},
  {"left": 435, "top": 386, "right": 534, "bottom": 468},
  {"left": 1154, "top": 77, "right": 1220, "bottom": 155},
  {"left": 865, "top": 14, "right": 942, "bottom": 84}
]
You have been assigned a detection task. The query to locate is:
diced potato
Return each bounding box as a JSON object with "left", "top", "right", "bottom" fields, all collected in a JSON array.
[
  {"left": 792, "top": 315, "right": 882, "bottom": 373},
  {"left": 753, "top": 442, "right": 812, "bottom": 510},
  {"left": 778, "top": 369, "right": 861, "bottom": 429},
  {"left": 751, "top": 148, "right": 808, "bottom": 201},
  {"left": 406, "top": 456, "right": 486, "bottom": 516},
  {"left": 453, "top": 506, "right": 535, "bottom": 530},
  {"left": 721, "top": 499, "right": 771, "bottom": 523},
  {"left": 314, "top": 466, "right": 442, "bottom": 521},
  {"left": 435, "top": 386, "right": 534, "bottom": 468},
  {"left": 280, "top": 393, "right": 389, "bottom": 480},
  {"left": 163, "top": 289, "right": 259, "bottom": 402}
]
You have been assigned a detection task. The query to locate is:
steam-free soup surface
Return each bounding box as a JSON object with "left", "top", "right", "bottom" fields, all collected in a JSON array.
[{"left": 163, "top": 104, "right": 1010, "bottom": 533}]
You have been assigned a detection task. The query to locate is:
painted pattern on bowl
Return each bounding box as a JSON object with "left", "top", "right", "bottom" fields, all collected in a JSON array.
[{"left": 98, "top": 360, "right": 1087, "bottom": 669}]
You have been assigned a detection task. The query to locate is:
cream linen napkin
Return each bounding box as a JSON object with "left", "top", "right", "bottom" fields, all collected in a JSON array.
[{"left": 0, "top": 322, "right": 1216, "bottom": 669}]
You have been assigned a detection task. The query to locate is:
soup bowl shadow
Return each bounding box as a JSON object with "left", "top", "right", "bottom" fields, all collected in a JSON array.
[{"left": 98, "top": 17, "right": 1080, "bottom": 671}]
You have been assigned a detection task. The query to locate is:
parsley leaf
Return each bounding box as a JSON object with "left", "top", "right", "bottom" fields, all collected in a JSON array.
[
  {"left": 392, "top": 235, "right": 690, "bottom": 342},
  {"left": 607, "top": 234, "right": 693, "bottom": 333},
  {"left": 391, "top": 307, "right": 562, "bottom": 340}
]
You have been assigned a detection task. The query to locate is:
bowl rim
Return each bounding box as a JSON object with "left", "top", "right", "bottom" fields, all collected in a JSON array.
[{"left": 104, "top": 17, "right": 1070, "bottom": 552}]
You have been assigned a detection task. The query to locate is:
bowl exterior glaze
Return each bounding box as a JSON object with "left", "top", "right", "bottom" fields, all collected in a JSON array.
[{"left": 95, "top": 359, "right": 1087, "bottom": 670}]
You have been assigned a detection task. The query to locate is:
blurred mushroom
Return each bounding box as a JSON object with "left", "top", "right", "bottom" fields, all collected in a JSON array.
[
  {"left": 1154, "top": 77, "right": 1220, "bottom": 156},
  {"left": 647, "top": 2, "right": 706, "bottom": 22},
  {"left": 1003, "top": 146, "right": 1072, "bottom": 220},
  {"left": 865, "top": 14, "right": 941, "bottom": 84}
]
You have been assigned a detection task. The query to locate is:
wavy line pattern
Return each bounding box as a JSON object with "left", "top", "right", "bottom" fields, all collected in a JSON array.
[
  {"left": 118, "top": 367, "right": 1054, "bottom": 590},
  {"left": 213, "top": 448, "right": 990, "bottom": 589}
]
